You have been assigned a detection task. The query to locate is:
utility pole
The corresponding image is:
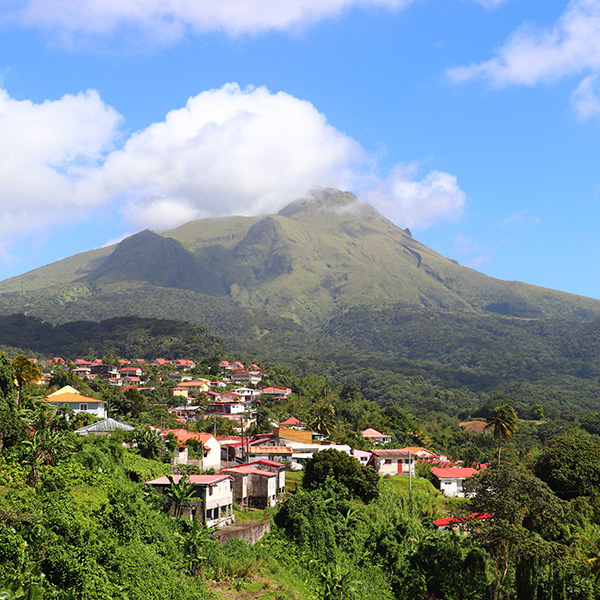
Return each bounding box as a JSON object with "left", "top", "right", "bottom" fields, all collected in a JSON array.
[{"left": 408, "top": 450, "right": 412, "bottom": 492}]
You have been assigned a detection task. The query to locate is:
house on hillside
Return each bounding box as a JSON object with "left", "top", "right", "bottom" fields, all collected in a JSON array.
[
  {"left": 145, "top": 474, "right": 234, "bottom": 527},
  {"left": 279, "top": 416, "right": 306, "bottom": 430},
  {"left": 259, "top": 386, "right": 292, "bottom": 400},
  {"left": 90, "top": 364, "right": 120, "bottom": 384},
  {"left": 360, "top": 428, "right": 392, "bottom": 445},
  {"left": 43, "top": 386, "right": 107, "bottom": 419},
  {"left": 368, "top": 449, "right": 414, "bottom": 476},
  {"left": 221, "top": 466, "right": 279, "bottom": 509},
  {"left": 162, "top": 429, "right": 221, "bottom": 471},
  {"left": 430, "top": 467, "right": 480, "bottom": 498}
]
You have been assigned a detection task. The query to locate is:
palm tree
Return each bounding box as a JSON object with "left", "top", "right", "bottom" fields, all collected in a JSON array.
[
  {"left": 165, "top": 475, "right": 196, "bottom": 517},
  {"left": 12, "top": 355, "right": 42, "bottom": 409},
  {"left": 485, "top": 404, "right": 518, "bottom": 466},
  {"left": 310, "top": 401, "right": 336, "bottom": 437}
]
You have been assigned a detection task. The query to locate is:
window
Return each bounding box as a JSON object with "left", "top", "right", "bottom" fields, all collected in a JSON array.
[
  {"left": 79, "top": 404, "right": 88, "bottom": 411},
  {"left": 384, "top": 459, "right": 392, "bottom": 465}
]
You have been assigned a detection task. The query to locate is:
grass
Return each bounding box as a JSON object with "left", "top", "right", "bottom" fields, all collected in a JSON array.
[{"left": 285, "top": 470, "right": 302, "bottom": 494}]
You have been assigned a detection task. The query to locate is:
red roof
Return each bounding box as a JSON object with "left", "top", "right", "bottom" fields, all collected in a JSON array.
[
  {"left": 280, "top": 416, "right": 306, "bottom": 426},
  {"left": 145, "top": 474, "right": 231, "bottom": 485},
  {"left": 430, "top": 467, "right": 479, "bottom": 479},
  {"left": 222, "top": 466, "right": 276, "bottom": 477},
  {"left": 161, "top": 429, "right": 216, "bottom": 445},
  {"left": 433, "top": 513, "right": 493, "bottom": 528},
  {"left": 243, "top": 459, "right": 284, "bottom": 468},
  {"left": 370, "top": 449, "right": 411, "bottom": 457}
]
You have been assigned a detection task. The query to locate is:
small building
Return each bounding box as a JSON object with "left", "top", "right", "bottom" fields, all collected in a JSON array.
[
  {"left": 352, "top": 448, "right": 372, "bottom": 466},
  {"left": 279, "top": 416, "right": 306, "bottom": 430},
  {"left": 430, "top": 467, "right": 480, "bottom": 498},
  {"left": 259, "top": 386, "right": 292, "bottom": 400},
  {"left": 74, "top": 418, "right": 135, "bottom": 436},
  {"left": 145, "top": 474, "right": 234, "bottom": 528},
  {"left": 221, "top": 466, "right": 279, "bottom": 508},
  {"left": 360, "top": 428, "right": 392, "bottom": 445},
  {"left": 162, "top": 429, "right": 221, "bottom": 471},
  {"left": 43, "top": 386, "right": 107, "bottom": 419},
  {"left": 243, "top": 459, "right": 286, "bottom": 497},
  {"left": 368, "top": 449, "right": 414, "bottom": 476}
]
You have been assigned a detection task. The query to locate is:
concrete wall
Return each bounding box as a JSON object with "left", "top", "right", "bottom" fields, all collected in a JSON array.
[{"left": 216, "top": 520, "right": 271, "bottom": 545}]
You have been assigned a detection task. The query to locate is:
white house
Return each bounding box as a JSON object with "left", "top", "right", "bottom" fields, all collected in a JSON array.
[
  {"left": 145, "top": 474, "right": 234, "bottom": 528},
  {"left": 162, "top": 429, "right": 221, "bottom": 471},
  {"left": 368, "top": 449, "right": 415, "bottom": 476},
  {"left": 360, "top": 428, "right": 392, "bottom": 445},
  {"left": 430, "top": 467, "right": 480, "bottom": 498},
  {"left": 43, "top": 386, "right": 107, "bottom": 419}
]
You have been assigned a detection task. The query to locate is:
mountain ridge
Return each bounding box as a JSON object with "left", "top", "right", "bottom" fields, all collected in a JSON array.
[{"left": 0, "top": 188, "right": 599, "bottom": 327}]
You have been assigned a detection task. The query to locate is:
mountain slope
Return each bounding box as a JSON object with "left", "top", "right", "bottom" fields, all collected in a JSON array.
[{"left": 0, "top": 188, "right": 599, "bottom": 327}]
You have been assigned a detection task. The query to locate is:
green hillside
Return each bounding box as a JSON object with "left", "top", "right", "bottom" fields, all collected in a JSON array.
[{"left": 2, "top": 188, "right": 599, "bottom": 327}]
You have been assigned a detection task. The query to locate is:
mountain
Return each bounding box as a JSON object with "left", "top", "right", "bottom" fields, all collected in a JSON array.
[{"left": 1, "top": 188, "right": 599, "bottom": 330}]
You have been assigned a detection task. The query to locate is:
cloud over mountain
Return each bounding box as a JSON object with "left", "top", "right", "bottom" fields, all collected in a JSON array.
[{"left": 0, "top": 83, "right": 466, "bottom": 258}]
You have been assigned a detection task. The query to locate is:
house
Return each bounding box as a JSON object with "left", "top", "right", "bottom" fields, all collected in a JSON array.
[
  {"left": 162, "top": 429, "right": 221, "bottom": 471},
  {"left": 360, "top": 428, "right": 392, "bottom": 445},
  {"left": 74, "top": 417, "right": 135, "bottom": 436},
  {"left": 232, "top": 388, "right": 261, "bottom": 402},
  {"left": 173, "top": 359, "right": 196, "bottom": 370},
  {"left": 221, "top": 466, "right": 279, "bottom": 508},
  {"left": 430, "top": 467, "right": 480, "bottom": 498},
  {"left": 90, "top": 364, "right": 120, "bottom": 384},
  {"left": 230, "top": 370, "right": 262, "bottom": 386},
  {"left": 368, "top": 449, "right": 415, "bottom": 475},
  {"left": 259, "top": 386, "right": 292, "bottom": 400},
  {"left": 72, "top": 366, "right": 91, "bottom": 379},
  {"left": 246, "top": 446, "right": 293, "bottom": 465},
  {"left": 43, "top": 386, "right": 107, "bottom": 419},
  {"left": 153, "top": 359, "right": 171, "bottom": 367},
  {"left": 243, "top": 459, "right": 286, "bottom": 497},
  {"left": 145, "top": 474, "right": 234, "bottom": 528},
  {"left": 352, "top": 448, "right": 372, "bottom": 466},
  {"left": 176, "top": 380, "right": 211, "bottom": 394},
  {"left": 279, "top": 416, "right": 306, "bottom": 430},
  {"left": 206, "top": 394, "right": 248, "bottom": 415}
]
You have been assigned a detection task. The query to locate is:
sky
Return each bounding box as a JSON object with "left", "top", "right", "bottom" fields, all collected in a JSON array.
[{"left": 1, "top": 0, "right": 600, "bottom": 299}]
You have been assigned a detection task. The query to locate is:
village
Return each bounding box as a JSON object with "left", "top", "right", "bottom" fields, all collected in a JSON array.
[{"left": 32, "top": 354, "right": 488, "bottom": 532}]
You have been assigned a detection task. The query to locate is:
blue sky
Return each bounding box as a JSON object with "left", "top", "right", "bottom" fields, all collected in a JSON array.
[{"left": 1, "top": 0, "right": 600, "bottom": 299}]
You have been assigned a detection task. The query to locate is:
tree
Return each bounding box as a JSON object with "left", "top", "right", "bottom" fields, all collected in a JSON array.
[
  {"left": 11, "top": 356, "right": 42, "bottom": 409},
  {"left": 164, "top": 475, "right": 196, "bottom": 517},
  {"left": 534, "top": 433, "right": 600, "bottom": 499},
  {"left": 310, "top": 401, "right": 336, "bottom": 437},
  {"left": 302, "top": 448, "right": 379, "bottom": 503},
  {"left": 485, "top": 404, "right": 518, "bottom": 465},
  {"left": 132, "top": 427, "right": 165, "bottom": 460},
  {"left": 464, "top": 463, "right": 576, "bottom": 600}
]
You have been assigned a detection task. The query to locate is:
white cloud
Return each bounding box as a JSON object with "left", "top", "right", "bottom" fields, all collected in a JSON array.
[
  {"left": 448, "top": 0, "right": 600, "bottom": 88},
  {"left": 99, "top": 83, "right": 364, "bottom": 228},
  {"left": 360, "top": 163, "right": 467, "bottom": 228},
  {"left": 0, "top": 83, "right": 467, "bottom": 260},
  {"left": 8, "top": 0, "right": 410, "bottom": 42},
  {"left": 0, "top": 88, "right": 122, "bottom": 238},
  {"left": 571, "top": 74, "right": 600, "bottom": 119}
]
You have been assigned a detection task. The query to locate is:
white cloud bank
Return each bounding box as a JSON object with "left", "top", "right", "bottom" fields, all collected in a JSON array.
[
  {"left": 448, "top": 0, "right": 600, "bottom": 120},
  {"left": 0, "top": 83, "right": 466, "bottom": 249},
  {"left": 6, "top": 0, "right": 410, "bottom": 40}
]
